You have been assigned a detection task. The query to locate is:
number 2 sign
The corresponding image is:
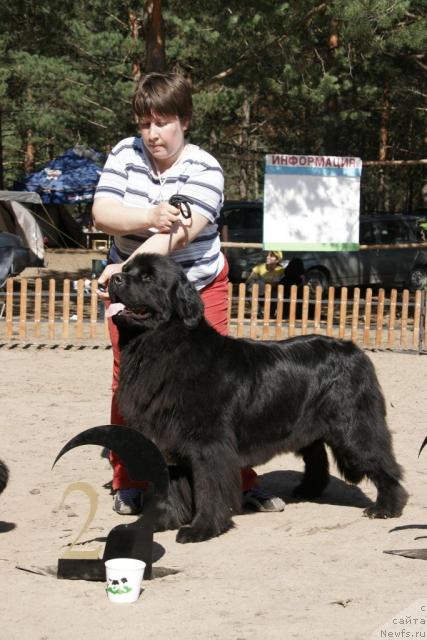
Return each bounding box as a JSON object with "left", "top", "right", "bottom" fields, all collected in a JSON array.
[{"left": 53, "top": 425, "right": 170, "bottom": 581}]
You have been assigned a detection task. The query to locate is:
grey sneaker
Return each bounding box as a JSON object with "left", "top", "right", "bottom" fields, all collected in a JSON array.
[
  {"left": 243, "top": 486, "right": 285, "bottom": 512},
  {"left": 113, "top": 488, "right": 143, "bottom": 515}
]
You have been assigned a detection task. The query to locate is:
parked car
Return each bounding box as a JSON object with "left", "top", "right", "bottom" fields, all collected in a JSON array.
[{"left": 220, "top": 201, "right": 427, "bottom": 290}]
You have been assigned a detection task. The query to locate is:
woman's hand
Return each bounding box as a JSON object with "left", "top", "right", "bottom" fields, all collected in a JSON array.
[
  {"left": 97, "top": 263, "right": 123, "bottom": 299},
  {"left": 148, "top": 201, "right": 181, "bottom": 231},
  {"left": 92, "top": 197, "right": 182, "bottom": 236}
]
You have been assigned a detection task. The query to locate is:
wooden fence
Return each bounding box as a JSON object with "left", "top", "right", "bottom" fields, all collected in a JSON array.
[
  {"left": 230, "top": 282, "right": 426, "bottom": 352},
  {"left": 0, "top": 277, "right": 426, "bottom": 352}
]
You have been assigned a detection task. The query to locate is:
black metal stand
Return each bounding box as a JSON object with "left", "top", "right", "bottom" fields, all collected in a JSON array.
[
  {"left": 384, "top": 549, "right": 427, "bottom": 561},
  {"left": 53, "top": 425, "right": 170, "bottom": 581}
]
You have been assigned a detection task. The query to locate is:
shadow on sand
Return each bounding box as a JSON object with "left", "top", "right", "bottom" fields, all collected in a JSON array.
[{"left": 257, "top": 469, "right": 373, "bottom": 510}]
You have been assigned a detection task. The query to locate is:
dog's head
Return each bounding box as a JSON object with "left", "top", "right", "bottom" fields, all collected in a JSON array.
[{"left": 109, "top": 253, "right": 204, "bottom": 331}]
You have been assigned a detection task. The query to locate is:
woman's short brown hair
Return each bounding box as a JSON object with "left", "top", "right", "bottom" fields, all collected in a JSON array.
[{"left": 132, "top": 72, "right": 193, "bottom": 124}]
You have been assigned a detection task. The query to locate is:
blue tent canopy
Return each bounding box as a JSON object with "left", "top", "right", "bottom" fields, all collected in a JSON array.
[{"left": 14, "top": 146, "right": 105, "bottom": 205}]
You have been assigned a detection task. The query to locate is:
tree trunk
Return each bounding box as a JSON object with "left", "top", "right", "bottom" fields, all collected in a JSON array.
[
  {"left": 379, "top": 84, "right": 390, "bottom": 162},
  {"left": 129, "top": 10, "right": 142, "bottom": 80},
  {"left": 239, "top": 98, "right": 250, "bottom": 199},
  {"left": 143, "top": 0, "right": 166, "bottom": 73},
  {"left": 253, "top": 138, "right": 259, "bottom": 200},
  {"left": 24, "top": 129, "right": 35, "bottom": 175},
  {"left": 378, "top": 83, "right": 390, "bottom": 210},
  {"left": 324, "top": 20, "right": 339, "bottom": 155},
  {"left": 48, "top": 140, "right": 55, "bottom": 161},
  {"left": 328, "top": 19, "right": 339, "bottom": 50}
]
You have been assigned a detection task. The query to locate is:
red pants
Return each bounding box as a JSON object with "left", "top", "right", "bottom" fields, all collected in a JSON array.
[{"left": 108, "top": 259, "right": 257, "bottom": 492}]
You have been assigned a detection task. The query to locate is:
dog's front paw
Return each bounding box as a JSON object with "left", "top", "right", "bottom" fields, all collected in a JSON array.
[
  {"left": 176, "top": 525, "right": 212, "bottom": 544},
  {"left": 155, "top": 516, "right": 180, "bottom": 532},
  {"left": 154, "top": 497, "right": 192, "bottom": 532},
  {"left": 176, "top": 519, "right": 233, "bottom": 544}
]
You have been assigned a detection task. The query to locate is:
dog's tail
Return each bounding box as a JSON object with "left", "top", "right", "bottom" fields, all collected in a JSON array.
[{"left": 0, "top": 459, "right": 9, "bottom": 494}]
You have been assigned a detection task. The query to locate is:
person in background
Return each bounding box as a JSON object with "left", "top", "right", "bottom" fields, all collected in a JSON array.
[
  {"left": 92, "top": 72, "right": 285, "bottom": 516},
  {"left": 246, "top": 251, "right": 285, "bottom": 317},
  {"left": 246, "top": 250, "right": 285, "bottom": 287},
  {"left": 417, "top": 220, "right": 427, "bottom": 242}
]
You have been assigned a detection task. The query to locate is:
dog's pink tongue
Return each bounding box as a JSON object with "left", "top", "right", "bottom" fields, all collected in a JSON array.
[{"left": 106, "top": 303, "right": 125, "bottom": 317}]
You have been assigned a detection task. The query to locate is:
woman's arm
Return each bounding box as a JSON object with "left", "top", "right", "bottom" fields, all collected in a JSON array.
[
  {"left": 96, "top": 210, "right": 210, "bottom": 294},
  {"left": 92, "top": 197, "right": 180, "bottom": 235},
  {"left": 127, "top": 209, "right": 209, "bottom": 258}
]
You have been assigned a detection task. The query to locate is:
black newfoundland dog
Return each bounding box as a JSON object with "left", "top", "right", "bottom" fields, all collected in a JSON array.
[{"left": 109, "top": 254, "right": 408, "bottom": 543}]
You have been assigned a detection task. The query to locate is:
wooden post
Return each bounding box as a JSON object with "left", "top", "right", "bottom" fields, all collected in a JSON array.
[
  {"left": 262, "top": 284, "right": 272, "bottom": 340},
  {"left": 413, "top": 289, "right": 421, "bottom": 348},
  {"left": 400, "top": 289, "right": 409, "bottom": 349},
  {"left": 75, "top": 279, "right": 85, "bottom": 340},
  {"left": 48, "top": 279, "right": 56, "bottom": 340},
  {"left": 90, "top": 280, "right": 98, "bottom": 339},
  {"left": 63, "top": 279, "right": 70, "bottom": 340},
  {"left": 250, "top": 283, "right": 259, "bottom": 339},
  {"left": 19, "top": 278, "right": 27, "bottom": 340},
  {"left": 387, "top": 288, "right": 397, "bottom": 349},
  {"left": 351, "top": 287, "right": 360, "bottom": 343},
  {"left": 326, "top": 287, "right": 335, "bottom": 336},
  {"left": 338, "top": 287, "right": 348, "bottom": 339},
  {"left": 301, "top": 285, "right": 309, "bottom": 335},
  {"left": 363, "top": 288, "right": 372, "bottom": 346},
  {"left": 236, "top": 283, "right": 246, "bottom": 338},
  {"left": 375, "top": 288, "right": 385, "bottom": 348},
  {"left": 288, "top": 285, "right": 297, "bottom": 337},
  {"left": 34, "top": 278, "right": 42, "bottom": 339},
  {"left": 313, "top": 286, "right": 322, "bottom": 334},
  {"left": 275, "top": 284, "right": 284, "bottom": 340},
  {"left": 6, "top": 278, "right": 13, "bottom": 339}
]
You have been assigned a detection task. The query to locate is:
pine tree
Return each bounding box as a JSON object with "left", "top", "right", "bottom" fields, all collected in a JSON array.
[{"left": 0, "top": 0, "right": 424, "bottom": 208}]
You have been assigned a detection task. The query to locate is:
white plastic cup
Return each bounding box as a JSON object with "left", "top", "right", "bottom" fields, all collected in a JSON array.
[{"left": 105, "top": 557, "right": 146, "bottom": 604}]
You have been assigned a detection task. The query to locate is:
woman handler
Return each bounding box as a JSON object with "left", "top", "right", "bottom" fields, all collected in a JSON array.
[{"left": 93, "top": 72, "right": 285, "bottom": 516}]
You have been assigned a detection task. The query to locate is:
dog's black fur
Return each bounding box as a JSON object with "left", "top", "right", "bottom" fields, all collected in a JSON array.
[
  {"left": 0, "top": 459, "right": 8, "bottom": 494},
  {"left": 110, "top": 253, "right": 408, "bottom": 543}
]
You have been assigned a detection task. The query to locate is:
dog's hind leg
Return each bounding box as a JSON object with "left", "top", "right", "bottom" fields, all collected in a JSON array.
[
  {"left": 292, "top": 440, "right": 330, "bottom": 500},
  {"left": 176, "top": 441, "right": 241, "bottom": 544},
  {"left": 329, "top": 438, "right": 408, "bottom": 519},
  {"left": 363, "top": 459, "right": 408, "bottom": 519}
]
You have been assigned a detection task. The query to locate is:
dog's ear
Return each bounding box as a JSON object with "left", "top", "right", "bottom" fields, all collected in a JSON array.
[{"left": 173, "top": 273, "right": 204, "bottom": 328}]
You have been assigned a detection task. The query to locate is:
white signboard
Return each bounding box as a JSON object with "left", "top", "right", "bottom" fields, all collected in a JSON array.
[{"left": 263, "top": 154, "right": 362, "bottom": 251}]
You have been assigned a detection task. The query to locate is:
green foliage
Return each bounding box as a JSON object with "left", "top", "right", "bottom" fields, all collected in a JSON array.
[{"left": 0, "top": 0, "right": 424, "bottom": 208}]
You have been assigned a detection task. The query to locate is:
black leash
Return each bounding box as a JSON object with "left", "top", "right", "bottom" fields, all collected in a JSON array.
[{"left": 168, "top": 194, "right": 193, "bottom": 219}]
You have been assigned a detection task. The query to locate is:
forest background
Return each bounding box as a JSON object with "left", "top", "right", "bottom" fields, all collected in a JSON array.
[{"left": 0, "top": 0, "right": 425, "bottom": 213}]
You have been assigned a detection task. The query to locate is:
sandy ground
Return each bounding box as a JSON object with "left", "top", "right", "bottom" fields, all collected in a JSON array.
[
  {"left": 0, "top": 344, "right": 426, "bottom": 640},
  {"left": 18, "top": 248, "right": 108, "bottom": 282}
]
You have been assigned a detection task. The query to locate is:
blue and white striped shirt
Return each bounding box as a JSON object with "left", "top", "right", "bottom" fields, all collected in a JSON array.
[{"left": 94, "top": 137, "right": 225, "bottom": 290}]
